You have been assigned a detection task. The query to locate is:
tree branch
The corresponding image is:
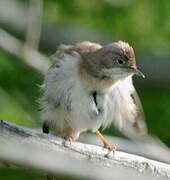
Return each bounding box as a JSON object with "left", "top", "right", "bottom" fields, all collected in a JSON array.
[
  {"left": 0, "top": 120, "right": 170, "bottom": 180},
  {"left": 80, "top": 133, "right": 170, "bottom": 164},
  {"left": 26, "top": 0, "right": 43, "bottom": 49},
  {"left": 0, "top": 28, "right": 50, "bottom": 75}
]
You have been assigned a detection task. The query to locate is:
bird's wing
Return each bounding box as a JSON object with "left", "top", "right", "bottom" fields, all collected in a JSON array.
[
  {"left": 43, "top": 42, "right": 102, "bottom": 110},
  {"left": 106, "top": 76, "right": 147, "bottom": 139},
  {"left": 130, "top": 86, "right": 147, "bottom": 135},
  {"left": 120, "top": 87, "right": 148, "bottom": 139}
]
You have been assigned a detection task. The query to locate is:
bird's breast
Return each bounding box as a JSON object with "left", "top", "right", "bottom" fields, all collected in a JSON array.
[{"left": 70, "top": 86, "right": 107, "bottom": 131}]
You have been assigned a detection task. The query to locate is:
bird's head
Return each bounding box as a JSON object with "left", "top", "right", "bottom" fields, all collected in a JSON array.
[{"left": 82, "top": 41, "right": 144, "bottom": 81}]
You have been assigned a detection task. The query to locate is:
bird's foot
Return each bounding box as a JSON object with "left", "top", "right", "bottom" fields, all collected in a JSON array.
[
  {"left": 96, "top": 130, "right": 116, "bottom": 156},
  {"left": 64, "top": 134, "right": 73, "bottom": 142},
  {"left": 103, "top": 141, "right": 116, "bottom": 156},
  {"left": 63, "top": 133, "right": 74, "bottom": 147}
]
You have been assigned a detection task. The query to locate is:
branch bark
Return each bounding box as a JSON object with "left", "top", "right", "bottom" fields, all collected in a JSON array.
[
  {"left": 0, "top": 120, "right": 170, "bottom": 180},
  {"left": 80, "top": 133, "right": 170, "bottom": 164}
]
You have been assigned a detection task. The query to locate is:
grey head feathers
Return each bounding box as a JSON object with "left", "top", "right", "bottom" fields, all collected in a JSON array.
[{"left": 81, "top": 41, "right": 138, "bottom": 79}]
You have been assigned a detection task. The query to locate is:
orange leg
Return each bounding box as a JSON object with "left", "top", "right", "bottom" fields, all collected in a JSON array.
[{"left": 96, "top": 130, "right": 116, "bottom": 155}]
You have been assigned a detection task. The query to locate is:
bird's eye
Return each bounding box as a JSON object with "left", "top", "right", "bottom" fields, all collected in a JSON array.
[{"left": 117, "top": 59, "right": 124, "bottom": 65}]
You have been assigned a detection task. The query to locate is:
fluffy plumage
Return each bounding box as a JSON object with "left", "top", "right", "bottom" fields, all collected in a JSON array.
[{"left": 40, "top": 41, "right": 147, "bottom": 140}]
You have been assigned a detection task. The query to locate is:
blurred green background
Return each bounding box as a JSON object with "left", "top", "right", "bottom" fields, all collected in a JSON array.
[{"left": 0, "top": 0, "right": 170, "bottom": 179}]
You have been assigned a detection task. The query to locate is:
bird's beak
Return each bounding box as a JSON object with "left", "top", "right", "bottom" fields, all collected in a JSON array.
[
  {"left": 132, "top": 67, "right": 145, "bottom": 78},
  {"left": 124, "top": 66, "right": 145, "bottom": 78}
]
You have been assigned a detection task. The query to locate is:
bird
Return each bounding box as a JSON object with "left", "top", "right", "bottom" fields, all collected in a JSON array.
[{"left": 40, "top": 41, "right": 147, "bottom": 154}]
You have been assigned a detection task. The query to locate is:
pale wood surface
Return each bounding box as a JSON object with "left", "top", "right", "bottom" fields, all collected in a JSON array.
[{"left": 0, "top": 120, "right": 170, "bottom": 180}]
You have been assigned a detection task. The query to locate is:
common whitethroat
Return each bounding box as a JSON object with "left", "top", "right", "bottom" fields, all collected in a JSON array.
[{"left": 40, "top": 41, "right": 147, "bottom": 154}]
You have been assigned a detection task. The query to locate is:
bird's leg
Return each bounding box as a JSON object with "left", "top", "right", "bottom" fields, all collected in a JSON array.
[
  {"left": 96, "top": 130, "right": 116, "bottom": 155},
  {"left": 42, "top": 120, "right": 49, "bottom": 134}
]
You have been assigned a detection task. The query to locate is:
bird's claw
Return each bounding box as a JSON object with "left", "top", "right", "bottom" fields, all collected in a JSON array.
[
  {"left": 96, "top": 130, "right": 116, "bottom": 156},
  {"left": 103, "top": 142, "right": 116, "bottom": 156},
  {"left": 63, "top": 134, "right": 73, "bottom": 146}
]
